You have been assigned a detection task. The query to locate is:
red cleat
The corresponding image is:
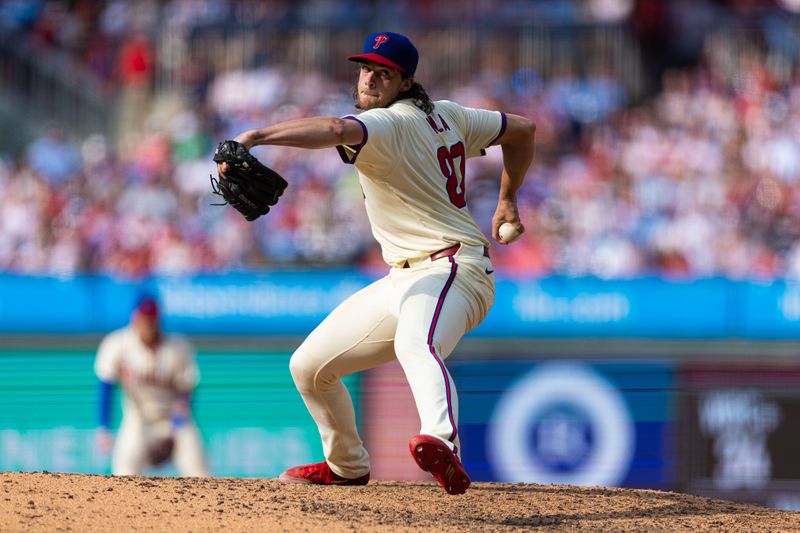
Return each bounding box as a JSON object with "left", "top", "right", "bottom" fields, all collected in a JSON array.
[
  {"left": 409, "top": 434, "right": 471, "bottom": 495},
  {"left": 278, "top": 461, "right": 369, "bottom": 486}
]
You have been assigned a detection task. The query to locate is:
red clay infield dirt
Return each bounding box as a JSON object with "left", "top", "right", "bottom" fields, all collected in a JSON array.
[{"left": 1, "top": 472, "right": 799, "bottom": 532}]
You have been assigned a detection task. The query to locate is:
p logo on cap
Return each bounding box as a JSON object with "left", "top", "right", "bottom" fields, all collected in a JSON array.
[
  {"left": 348, "top": 31, "right": 419, "bottom": 77},
  {"left": 373, "top": 34, "right": 389, "bottom": 49}
]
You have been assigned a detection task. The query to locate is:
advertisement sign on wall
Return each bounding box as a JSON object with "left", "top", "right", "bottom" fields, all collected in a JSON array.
[
  {"left": 0, "top": 350, "right": 358, "bottom": 478},
  {"left": 679, "top": 363, "right": 800, "bottom": 510},
  {"left": 453, "top": 359, "right": 675, "bottom": 489},
  {"left": 5, "top": 273, "right": 800, "bottom": 339}
]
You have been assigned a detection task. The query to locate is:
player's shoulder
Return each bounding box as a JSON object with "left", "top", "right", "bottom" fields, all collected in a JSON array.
[
  {"left": 391, "top": 99, "right": 462, "bottom": 117},
  {"left": 163, "top": 334, "right": 194, "bottom": 354},
  {"left": 431, "top": 99, "right": 474, "bottom": 123},
  {"left": 431, "top": 99, "right": 460, "bottom": 111},
  {"left": 435, "top": 99, "right": 495, "bottom": 118},
  {"left": 352, "top": 102, "right": 415, "bottom": 140},
  {"left": 355, "top": 105, "right": 397, "bottom": 120},
  {"left": 97, "top": 326, "right": 132, "bottom": 355},
  {"left": 102, "top": 326, "right": 133, "bottom": 344}
]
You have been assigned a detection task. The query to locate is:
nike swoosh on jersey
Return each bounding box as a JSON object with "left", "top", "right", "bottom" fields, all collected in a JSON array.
[{"left": 485, "top": 268, "right": 494, "bottom": 275}]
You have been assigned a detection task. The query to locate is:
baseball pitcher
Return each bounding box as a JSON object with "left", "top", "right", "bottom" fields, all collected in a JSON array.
[
  {"left": 94, "top": 296, "right": 209, "bottom": 476},
  {"left": 214, "top": 31, "right": 534, "bottom": 494}
]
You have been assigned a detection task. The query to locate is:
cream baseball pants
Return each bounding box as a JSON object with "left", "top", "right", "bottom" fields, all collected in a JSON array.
[{"left": 289, "top": 244, "right": 494, "bottom": 479}]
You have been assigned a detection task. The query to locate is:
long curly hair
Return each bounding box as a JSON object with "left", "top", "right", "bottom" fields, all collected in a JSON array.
[{"left": 398, "top": 82, "right": 434, "bottom": 115}]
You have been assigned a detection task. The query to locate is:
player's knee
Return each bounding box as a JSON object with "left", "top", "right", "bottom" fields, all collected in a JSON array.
[
  {"left": 289, "top": 349, "right": 341, "bottom": 392},
  {"left": 289, "top": 351, "right": 317, "bottom": 390},
  {"left": 395, "top": 335, "right": 453, "bottom": 363},
  {"left": 394, "top": 335, "right": 429, "bottom": 361}
]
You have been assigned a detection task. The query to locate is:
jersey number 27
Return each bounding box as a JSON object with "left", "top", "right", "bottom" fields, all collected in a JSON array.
[{"left": 437, "top": 141, "right": 466, "bottom": 208}]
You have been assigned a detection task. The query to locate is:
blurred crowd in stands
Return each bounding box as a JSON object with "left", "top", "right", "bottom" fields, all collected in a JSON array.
[{"left": 3, "top": 0, "right": 800, "bottom": 280}]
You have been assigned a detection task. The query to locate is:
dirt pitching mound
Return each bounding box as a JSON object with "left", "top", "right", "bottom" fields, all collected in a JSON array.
[{"left": 1, "top": 472, "right": 799, "bottom": 532}]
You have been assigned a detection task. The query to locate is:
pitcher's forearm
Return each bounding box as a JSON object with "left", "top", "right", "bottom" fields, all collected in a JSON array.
[
  {"left": 498, "top": 164, "right": 528, "bottom": 201},
  {"left": 496, "top": 114, "right": 535, "bottom": 200},
  {"left": 234, "top": 117, "right": 364, "bottom": 150}
]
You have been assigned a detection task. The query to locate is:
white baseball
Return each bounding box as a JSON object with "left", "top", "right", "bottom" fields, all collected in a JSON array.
[{"left": 498, "top": 222, "right": 521, "bottom": 243}]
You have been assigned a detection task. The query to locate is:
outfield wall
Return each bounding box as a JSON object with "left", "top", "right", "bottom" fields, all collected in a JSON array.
[
  {"left": 0, "top": 348, "right": 359, "bottom": 479},
  {"left": 3, "top": 272, "right": 800, "bottom": 338},
  {"left": 1, "top": 273, "right": 799, "bottom": 510},
  {"left": 2, "top": 345, "right": 798, "bottom": 510}
]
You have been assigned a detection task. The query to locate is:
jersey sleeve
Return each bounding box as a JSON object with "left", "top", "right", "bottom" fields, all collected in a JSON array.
[
  {"left": 171, "top": 337, "right": 200, "bottom": 392},
  {"left": 94, "top": 332, "right": 122, "bottom": 382},
  {"left": 460, "top": 106, "right": 507, "bottom": 158},
  {"left": 336, "top": 108, "right": 400, "bottom": 174}
]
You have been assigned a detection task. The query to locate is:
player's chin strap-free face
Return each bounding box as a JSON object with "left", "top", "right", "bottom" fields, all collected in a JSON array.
[
  {"left": 133, "top": 312, "right": 161, "bottom": 348},
  {"left": 353, "top": 60, "right": 414, "bottom": 109}
]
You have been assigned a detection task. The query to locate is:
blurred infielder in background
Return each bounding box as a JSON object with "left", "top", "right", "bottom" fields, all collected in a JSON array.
[
  {"left": 94, "top": 296, "right": 209, "bottom": 476},
  {"left": 218, "top": 31, "right": 534, "bottom": 494}
]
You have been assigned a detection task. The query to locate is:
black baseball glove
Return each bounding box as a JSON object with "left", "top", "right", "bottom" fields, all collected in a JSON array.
[
  {"left": 146, "top": 436, "right": 175, "bottom": 467},
  {"left": 211, "top": 140, "right": 288, "bottom": 221}
]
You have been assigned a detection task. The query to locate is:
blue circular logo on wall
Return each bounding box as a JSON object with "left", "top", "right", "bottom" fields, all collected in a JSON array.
[
  {"left": 488, "top": 361, "right": 634, "bottom": 486},
  {"left": 529, "top": 403, "right": 594, "bottom": 472}
]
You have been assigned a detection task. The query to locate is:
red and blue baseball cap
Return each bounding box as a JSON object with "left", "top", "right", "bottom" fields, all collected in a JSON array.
[
  {"left": 134, "top": 295, "right": 159, "bottom": 318},
  {"left": 348, "top": 31, "right": 419, "bottom": 77}
]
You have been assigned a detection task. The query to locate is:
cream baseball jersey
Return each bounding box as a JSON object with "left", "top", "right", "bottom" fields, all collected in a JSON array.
[
  {"left": 95, "top": 327, "right": 199, "bottom": 423},
  {"left": 338, "top": 99, "right": 506, "bottom": 267}
]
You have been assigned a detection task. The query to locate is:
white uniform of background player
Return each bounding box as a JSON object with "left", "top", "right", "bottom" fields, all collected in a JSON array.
[
  {"left": 220, "top": 31, "right": 534, "bottom": 494},
  {"left": 94, "top": 297, "right": 209, "bottom": 476}
]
